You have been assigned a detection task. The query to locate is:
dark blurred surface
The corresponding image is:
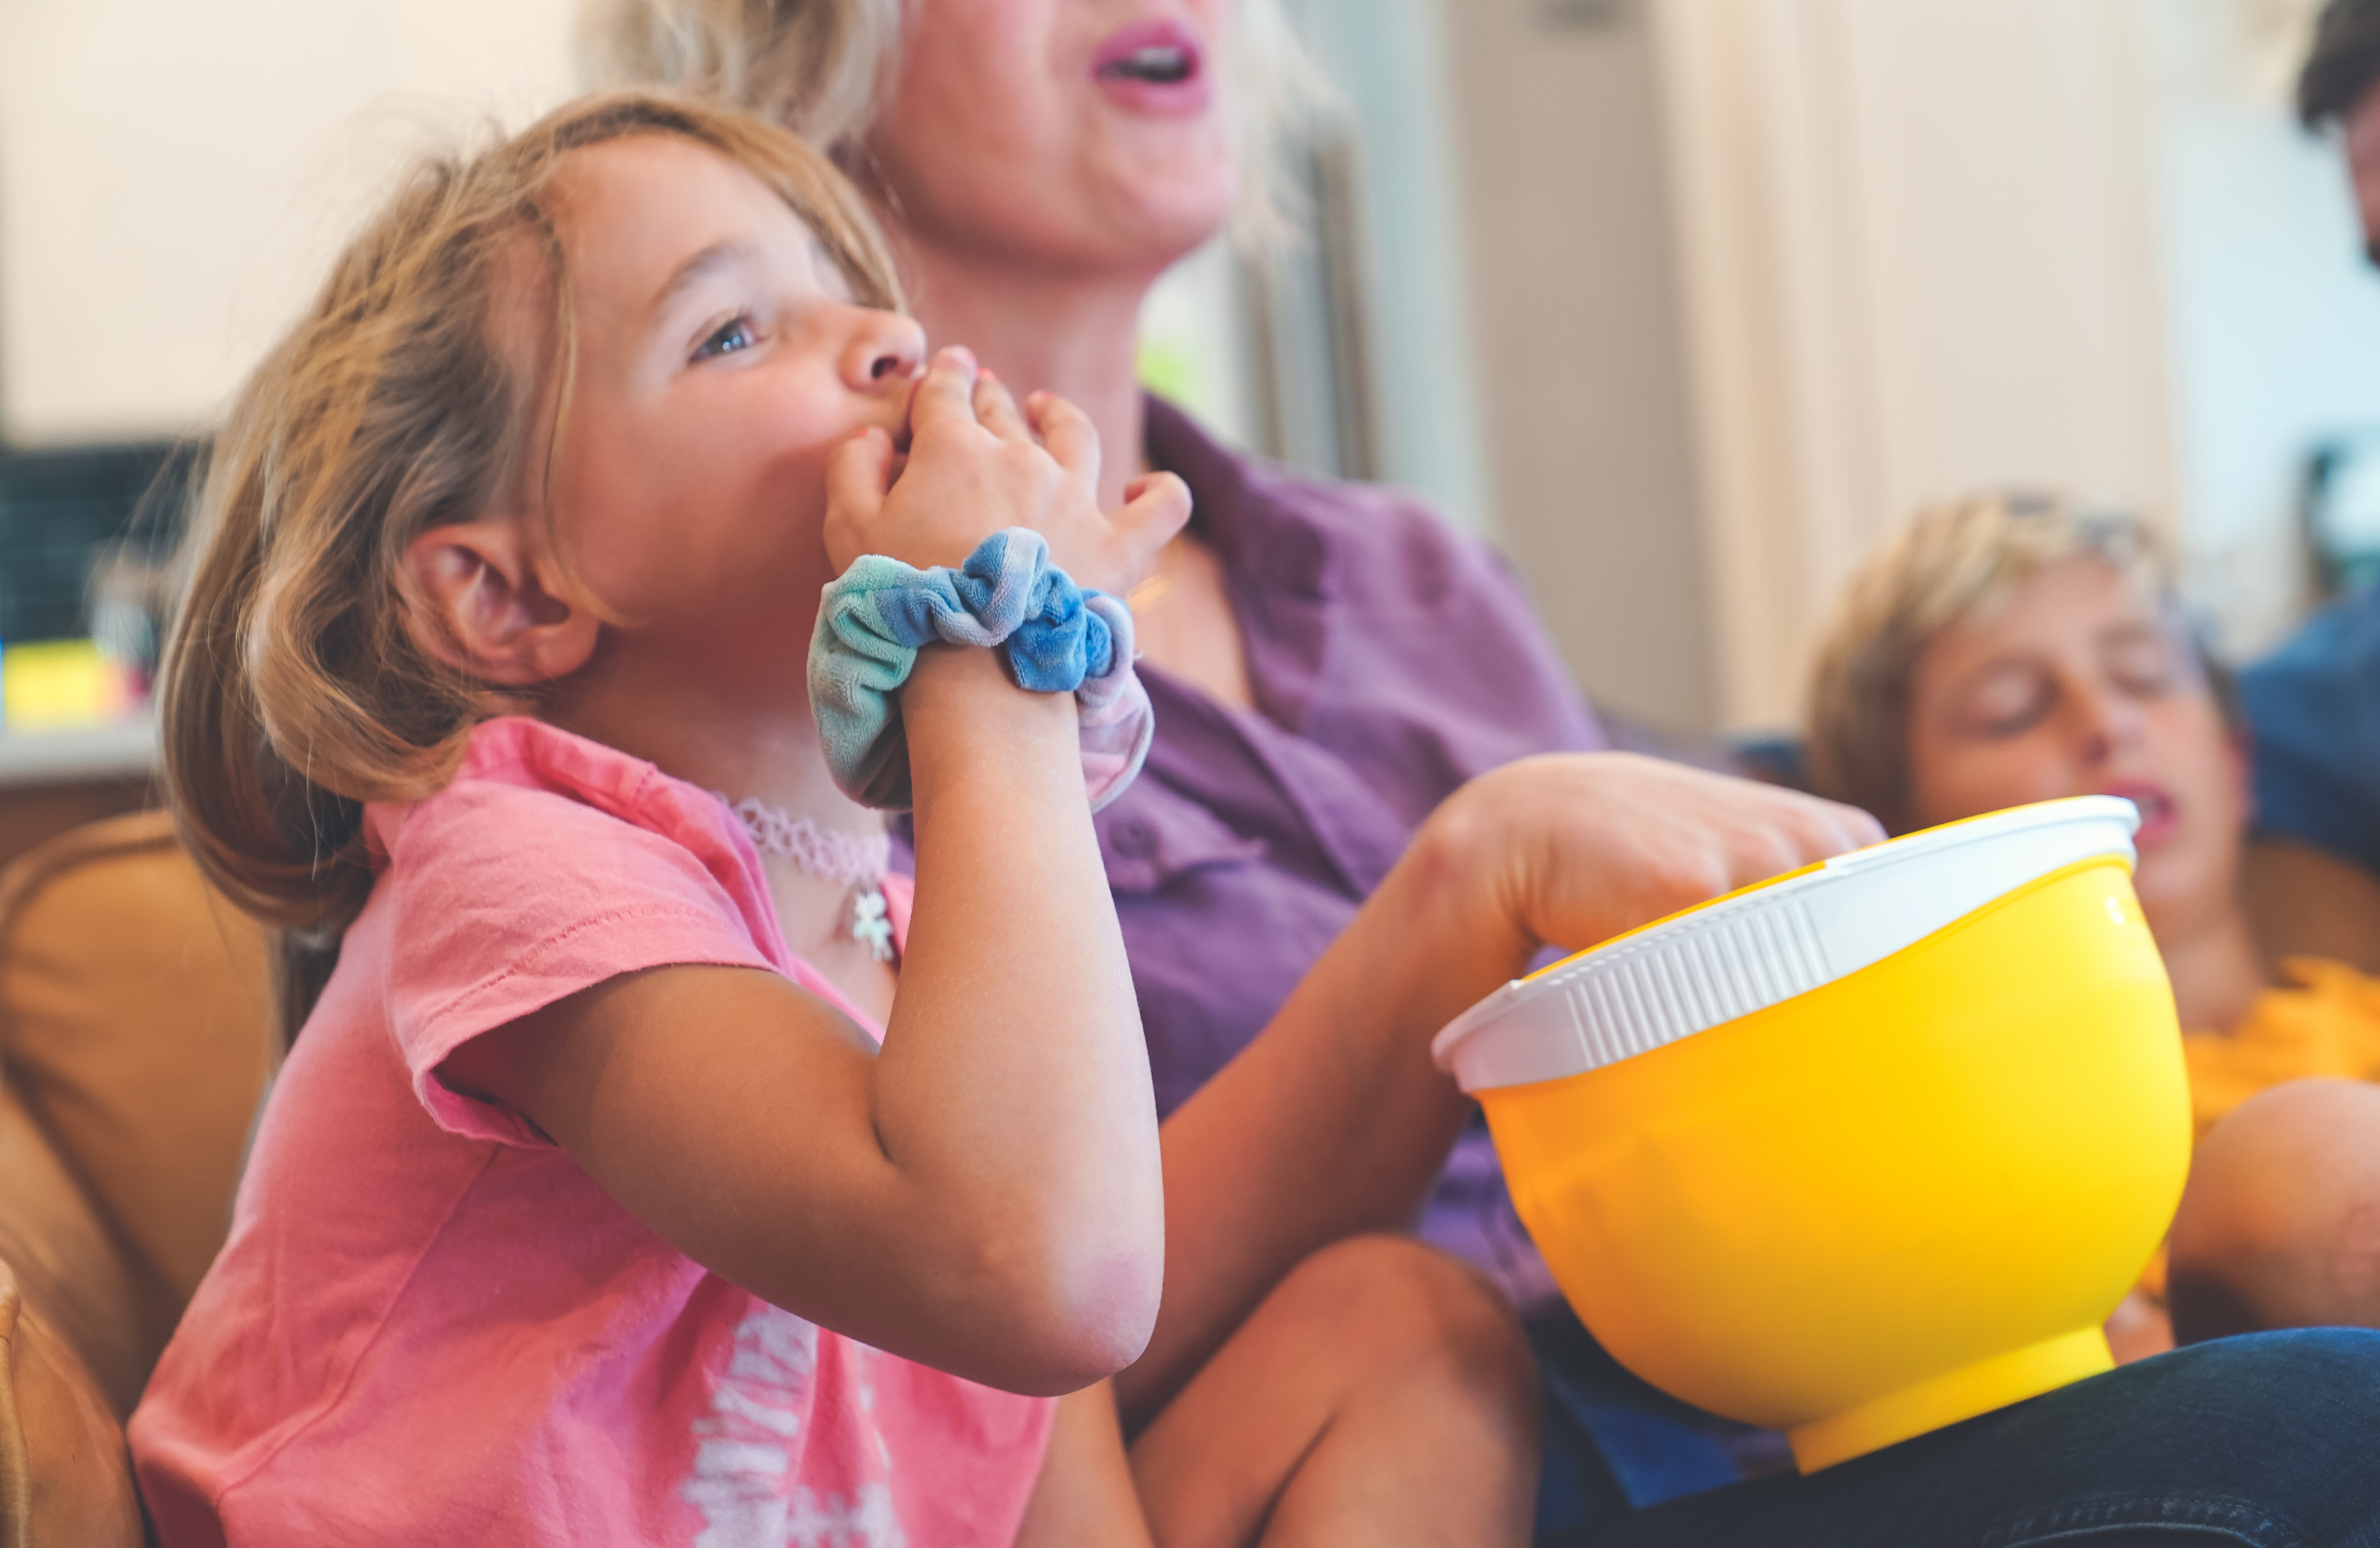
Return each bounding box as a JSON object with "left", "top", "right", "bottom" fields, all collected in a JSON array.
[{"left": 0, "top": 443, "right": 193, "bottom": 646}]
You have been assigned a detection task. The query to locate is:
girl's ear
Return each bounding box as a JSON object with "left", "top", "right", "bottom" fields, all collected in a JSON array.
[{"left": 402, "top": 519, "right": 598, "bottom": 685}]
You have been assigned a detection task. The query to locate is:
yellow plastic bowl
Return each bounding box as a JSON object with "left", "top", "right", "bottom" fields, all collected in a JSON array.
[{"left": 1432, "top": 797, "right": 2190, "bottom": 1472}]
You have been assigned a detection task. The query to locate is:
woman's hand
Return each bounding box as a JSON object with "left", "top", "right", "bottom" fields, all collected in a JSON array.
[
  {"left": 1417, "top": 753, "right": 1886, "bottom": 968},
  {"left": 1126, "top": 753, "right": 1883, "bottom": 1416},
  {"left": 824, "top": 346, "right": 1190, "bottom": 592}
]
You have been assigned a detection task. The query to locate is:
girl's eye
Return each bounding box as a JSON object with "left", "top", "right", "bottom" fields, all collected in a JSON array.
[{"left": 693, "top": 314, "right": 759, "bottom": 362}]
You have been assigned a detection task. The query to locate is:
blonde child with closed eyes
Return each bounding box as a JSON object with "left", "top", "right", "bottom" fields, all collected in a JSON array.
[{"left": 1806, "top": 492, "right": 2380, "bottom": 1360}]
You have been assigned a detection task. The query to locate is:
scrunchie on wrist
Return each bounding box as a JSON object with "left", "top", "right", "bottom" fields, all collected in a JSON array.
[{"left": 809, "top": 527, "right": 1154, "bottom": 811}]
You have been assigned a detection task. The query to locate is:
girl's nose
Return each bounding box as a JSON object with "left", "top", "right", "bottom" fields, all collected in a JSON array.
[{"left": 842, "top": 310, "right": 926, "bottom": 392}]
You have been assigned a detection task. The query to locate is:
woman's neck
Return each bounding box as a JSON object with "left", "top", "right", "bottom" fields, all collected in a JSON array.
[
  {"left": 2155, "top": 899, "right": 2269, "bottom": 1034},
  {"left": 893, "top": 232, "right": 1154, "bottom": 513}
]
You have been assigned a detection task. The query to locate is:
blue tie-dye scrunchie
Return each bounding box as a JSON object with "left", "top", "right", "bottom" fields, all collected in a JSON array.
[{"left": 809, "top": 528, "right": 1154, "bottom": 811}]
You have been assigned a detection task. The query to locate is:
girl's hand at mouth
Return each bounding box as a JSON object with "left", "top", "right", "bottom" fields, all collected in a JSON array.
[{"left": 824, "top": 345, "right": 1190, "bottom": 593}]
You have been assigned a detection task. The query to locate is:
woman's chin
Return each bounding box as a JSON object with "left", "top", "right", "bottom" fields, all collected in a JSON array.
[
  {"left": 1105, "top": 173, "right": 1236, "bottom": 251},
  {"left": 1069, "top": 191, "right": 1234, "bottom": 277}
]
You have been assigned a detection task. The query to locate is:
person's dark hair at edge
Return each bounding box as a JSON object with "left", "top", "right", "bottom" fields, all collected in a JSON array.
[{"left": 2301, "top": 0, "right": 2380, "bottom": 128}]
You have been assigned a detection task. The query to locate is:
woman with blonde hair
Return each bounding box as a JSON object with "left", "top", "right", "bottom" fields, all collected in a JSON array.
[{"left": 588, "top": 7, "right": 2380, "bottom": 1543}]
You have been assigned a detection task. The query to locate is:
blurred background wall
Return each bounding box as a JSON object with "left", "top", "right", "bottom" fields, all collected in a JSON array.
[
  {"left": 0, "top": 0, "right": 579, "bottom": 443},
  {"left": 3, "top": 0, "right": 2378, "bottom": 744},
  {"left": 1656, "top": 0, "right": 2380, "bottom": 729}
]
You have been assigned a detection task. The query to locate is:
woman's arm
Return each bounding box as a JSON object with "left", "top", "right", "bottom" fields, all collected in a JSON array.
[{"left": 1120, "top": 753, "right": 1883, "bottom": 1420}]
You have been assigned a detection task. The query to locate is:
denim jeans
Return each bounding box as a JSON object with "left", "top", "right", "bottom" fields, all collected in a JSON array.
[
  {"left": 1529, "top": 1304, "right": 1783, "bottom": 1525},
  {"left": 1541, "top": 1326, "right": 2380, "bottom": 1547}
]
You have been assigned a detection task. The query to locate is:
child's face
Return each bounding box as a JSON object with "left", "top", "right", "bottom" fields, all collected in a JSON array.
[
  {"left": 524, "top": 133, "right": 923, "bottom": 663},
  {"left": 1903, "top": 557, "right": 2245, "bottom": 938}
]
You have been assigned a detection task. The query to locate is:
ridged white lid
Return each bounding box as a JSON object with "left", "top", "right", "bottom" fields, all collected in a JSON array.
[{"left": 1430, "top": 796, "right": 2139, "bottom": 1094}]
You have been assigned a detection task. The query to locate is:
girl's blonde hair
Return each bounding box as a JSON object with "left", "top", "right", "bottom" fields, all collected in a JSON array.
[
  {"left": 162, "top": 90, "right": 903, "bottom": 940},
  {"left": 1805, "top": 492, "right": 2178, "bottom": 832},
  {"left": 581, "top": 0, "right": 1336, "bottom": 249}
]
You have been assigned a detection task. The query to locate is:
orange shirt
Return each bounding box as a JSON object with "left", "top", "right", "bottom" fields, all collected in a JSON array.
[
  {"left": 2183, "top": 956, "right": 2380, "bottom": 1137},
  {"left": 2135, "top": 957, "right": 2380, "bottom": 1309}
]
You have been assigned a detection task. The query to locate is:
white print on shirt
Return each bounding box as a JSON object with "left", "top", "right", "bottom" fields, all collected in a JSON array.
[
  {"left": 787, "top": 1486, "right": 904, "bottom": 1548},
  {"left": 681, "top": 1305, "right": 908, "bottom": 1548}
]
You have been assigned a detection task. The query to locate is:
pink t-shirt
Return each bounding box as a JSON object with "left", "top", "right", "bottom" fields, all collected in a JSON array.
[{"left": 131, "top": 717, "right": 1054, "bottom": 1547}]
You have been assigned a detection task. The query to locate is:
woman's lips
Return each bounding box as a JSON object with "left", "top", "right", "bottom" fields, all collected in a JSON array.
[
  {"left": 2103, "top": 782, "right": 2180, "bottom": 850},
  {"left": 1092, "top": 18, "right": 1212, "bottom": 115}
]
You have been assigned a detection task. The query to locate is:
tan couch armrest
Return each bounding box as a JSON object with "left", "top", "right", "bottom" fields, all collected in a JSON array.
[
  {"left": 0, "top": 1256, "right": 142, "bottom": 1548},
  {"left": 0, "top": 811, "right": 275, "bottom": 1412}
]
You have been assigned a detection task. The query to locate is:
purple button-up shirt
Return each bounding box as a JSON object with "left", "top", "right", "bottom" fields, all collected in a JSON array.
[{"left": 1096, "top": 399, "right": 1608, "bottom": 1307}]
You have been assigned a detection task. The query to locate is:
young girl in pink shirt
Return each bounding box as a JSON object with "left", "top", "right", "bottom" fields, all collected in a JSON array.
[{"left": 127, "top": 90, "right": 1578, "bottom": 1547}]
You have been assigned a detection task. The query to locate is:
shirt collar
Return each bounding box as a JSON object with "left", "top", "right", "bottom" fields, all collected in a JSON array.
[{"left": 1143, "top": 394, "right": 1333, "bottom": 605}]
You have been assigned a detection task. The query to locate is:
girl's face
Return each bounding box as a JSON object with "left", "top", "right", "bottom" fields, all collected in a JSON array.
[
  {"left": 533, "top": 134, "right": 923, "bottom": 664},
  {"left": 1903, "top": 557, "right": 2247, "bottom": 937},
  {"left": 866, "top": 0, "right": 1238, "bottom": 276}
]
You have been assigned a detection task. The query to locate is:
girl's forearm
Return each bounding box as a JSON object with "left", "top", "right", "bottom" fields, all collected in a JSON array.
[{"left": 883, "top": 646, "right": 1166, "bottom": 1373}]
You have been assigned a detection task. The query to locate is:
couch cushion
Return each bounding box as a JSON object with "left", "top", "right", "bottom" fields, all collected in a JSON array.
[
  {"left": 0, "top": 810, "right": 274, "bottom": 1413},
  {"left": 2244, "top": 835, "right": 2380, "bottom": 979},
  {"left": 0, "top": 1254, "right": 143, "bottom": 1548}
]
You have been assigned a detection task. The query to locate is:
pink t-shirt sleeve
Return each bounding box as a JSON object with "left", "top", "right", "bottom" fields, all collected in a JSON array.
[{"left": 376, "top": 778, "right": 777, "bottom": 1146}]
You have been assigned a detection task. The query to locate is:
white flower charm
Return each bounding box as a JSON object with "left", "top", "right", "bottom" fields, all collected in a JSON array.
[
  {"left": 718, "top": 794, "right": 897, "bottom": 963},
  {"left": 851, "top": 888, "right": 894, "bottom": 962}
]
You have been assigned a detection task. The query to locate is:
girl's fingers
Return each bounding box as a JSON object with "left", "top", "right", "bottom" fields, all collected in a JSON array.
[
  {"left": 1111, "top": 471, "right": 1194, "bottom": 577},
  {"left": 1028, "top": 391, "right": 1101, "bottom": 486},
  {"left": 973, "top": 368, "right": 1032, "bottom": 444},
  {"left": 907, "top": 346, "right": 983, "bottom": 442},
  {"left": 827, "top": 425, "right": 896, "bottom": 509},
  {"left": 823, "top": 427, "right": 897, "bottom": 564}
]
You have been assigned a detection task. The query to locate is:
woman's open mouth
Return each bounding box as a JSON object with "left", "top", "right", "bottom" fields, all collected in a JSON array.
[{"left": 1093, "top": 19, "right": 1211, "bottom": 115}]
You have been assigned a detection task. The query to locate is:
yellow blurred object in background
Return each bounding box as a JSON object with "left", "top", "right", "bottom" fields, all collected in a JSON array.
[{"left": 1, "top": 639, "right": 135, "bottom": 732}]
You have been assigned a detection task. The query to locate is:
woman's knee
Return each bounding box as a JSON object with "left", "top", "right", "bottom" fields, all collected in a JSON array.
[{"left": 1267, "top": 1235, "right": 1538, "bottom": 1401}]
